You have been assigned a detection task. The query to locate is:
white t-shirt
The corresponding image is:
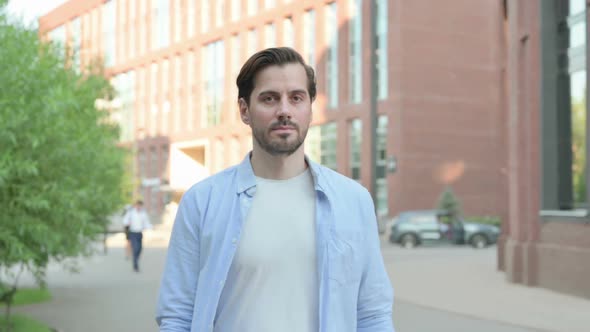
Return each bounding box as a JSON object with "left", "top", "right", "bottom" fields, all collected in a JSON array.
[
  {"left": 214, "top": 169, "right": 318, "bottom": 332},
  {"left": 122, "top": 208, "right": 152, "bottom": 233}
]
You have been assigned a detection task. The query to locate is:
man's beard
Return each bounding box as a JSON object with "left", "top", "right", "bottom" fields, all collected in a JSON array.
[{"left": 252, "top": 120, "right": 308, "bottom": 156}]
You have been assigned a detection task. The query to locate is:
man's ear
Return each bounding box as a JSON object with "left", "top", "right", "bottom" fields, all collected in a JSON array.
[{"left": 239, "top": 98, "right": 250, "bottom": 125}]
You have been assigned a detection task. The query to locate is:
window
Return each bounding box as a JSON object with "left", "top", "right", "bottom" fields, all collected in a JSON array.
[
  {"left": 305, "top": 126, "right": 321, "bottom": 163},
  {"left": 349, "top": 0, "right": 362, "bottom": 104},
  {"left": 174, "top": 0, "right": 183, "bottom": 42},
  {"left": 202, "top": 41, "right": 225, "bottom": 128},
  {"left": 231, "top": 34, "right": 241, "bottom": 121},
  {"left": 321, "top": 122, "right": 338, "bottom": 170},
  {"left": 303, "top": 10, "right": 316, "bottom": 69},
  {"left": 265, "top": 23, "right": 276, "bottom": 48},
  {"left": 103, "top": 0, "right": 116, "bottom": 66},
  {"left": 283, "top": 17, "right": 294, "bottom": 48},
  {"left": 129, "top": 0, "right": 136, "bottom": 59},
  {"left": 230, "top": 137, "right": 241, "bottom": 165},
  {"left": 349, "top": 119, "right": 362, "bottom": 180},
  {"left": 248, "top": 29, "right": 258, "bottom": 56},
  {"left": 113, "top": 71, "right": 136, "bottom": 142},
  {"left": 264, "top": 0, "right": 276, "bottom": 10},
  {"left": 152, "top": 0, "right": 170, "bottom": 49},
  {"left": 118, "top": 0, "right": 126, "bottom": 62},
  {"left": 376, "top": 0, "right": 388, "bottom": 99},
  {"left": 173, "top": 55, "right": 182, "bottom": 132},
  {"left": 150, "top": 62, "right": 159, "bottom": 135},
  {"left": 162, "top": 59, "right": 170, "bottom": 133},
  {"left": 247, "top": 0, "right": 257, "bottom": 17},
  {"left": 187, "top": 51, "right": 196, "bottom": 130},
  {"left": 201, "top": 0, "right": 211, "bottom": 33},
  {"left": 139, "top": 0, "right": 147, "bottom": 53},
  {"left": 231, "top": 0, "right": 241, "bottom": 21},
  {"left": 138, "top": 67, "right": 146, "bottom": 130},
  {"left": 216, "top": 0, "right": 225, "bottom": 27},
  {"left": 71, "top": 18, "right": 81, "bottom": 71},
  {"left": 325, "top": 3, "right": 338, "bottom": 108},
  {"left": 542, "top": 0, "right": 589, "bottom": 210},
  {"left": 569, "top": 0, "right": 587, "bottom": 206},
  {"left": 187, "top": 0, "right": 196, "bottom": 37}
]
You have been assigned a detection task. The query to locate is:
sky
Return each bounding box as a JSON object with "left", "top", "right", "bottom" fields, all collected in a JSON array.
[{"left": 5, "top": 0, "right": 68, "bottom": 26}]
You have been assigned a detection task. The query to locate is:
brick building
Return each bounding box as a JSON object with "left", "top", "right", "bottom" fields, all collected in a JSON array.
[
  {"left": 500, "top": 0, "right": 590, "bottom": 299},
  {"left": 38, "top": 1, "right": 507, "bottom": 235}
]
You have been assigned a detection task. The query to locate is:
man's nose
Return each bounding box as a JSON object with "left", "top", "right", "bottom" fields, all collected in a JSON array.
[{"left": 276, "top": 98, "right": 293, "bottom": 118}]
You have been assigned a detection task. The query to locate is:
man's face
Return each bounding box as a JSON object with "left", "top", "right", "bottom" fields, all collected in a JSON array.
[{"left": 239, "top": 63, "right": 312, "bottom": 156}]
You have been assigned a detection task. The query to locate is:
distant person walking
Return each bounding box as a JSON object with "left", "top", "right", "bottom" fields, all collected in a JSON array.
[
  {"left": 122, "top": 200, "right": 152, "bottom": 272},
  {"left": 121, "top": 204, "right": 132, "bottom": 260}
]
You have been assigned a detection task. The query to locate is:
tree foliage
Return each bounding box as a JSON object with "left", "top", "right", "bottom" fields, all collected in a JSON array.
[
  {"left": 0, "top": 3, "right": 127, "bottom": 326},
  {"left": 436, "top": 186, "right": 462, "bottom": 223}
]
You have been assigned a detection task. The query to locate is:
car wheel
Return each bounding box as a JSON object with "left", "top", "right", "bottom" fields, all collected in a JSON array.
[
  {"left": 400, "top": 234, "right": 418, "bottom": 249},
  {"left": 470, "top": 234, "right": 488, "bottom": 249}
]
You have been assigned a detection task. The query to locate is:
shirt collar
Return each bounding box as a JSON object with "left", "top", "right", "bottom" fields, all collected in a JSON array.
[{"left": 236, "top": 152, "right": 327, "bottom": 195}]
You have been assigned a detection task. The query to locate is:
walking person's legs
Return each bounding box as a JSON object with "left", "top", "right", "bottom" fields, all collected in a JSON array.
[
  {"left": 136, "top": 232, "right": 143, "bottom": 271},
  {"left": 129, "top": 232, "right": 142, "bottom": 272}
]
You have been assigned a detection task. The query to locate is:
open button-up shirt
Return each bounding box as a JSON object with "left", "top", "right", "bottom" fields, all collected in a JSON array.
[{"left": 156, "top": 155, "right": 394, "bottom": 332}]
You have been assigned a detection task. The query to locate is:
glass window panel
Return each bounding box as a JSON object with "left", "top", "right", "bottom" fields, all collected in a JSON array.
[
  {"left": 303, "top": 10, "right": 316, "bottom": 69},
  {"left": 349, "top": 0, "right": 362, "bottom": 104},
  {"left": 326, "top": 3, "right": 338, "bottom": 108},
  {"left": 283, "top": 17, "right": 294, "bottom": 48},
  {"left": 377, "top": 0, "right": 388, "bottom": 99},
  {"left": 570, "top": 0, "right": 586, "bottom": 15},
  {"left": 571, "top": 71, "right": 587, "bottom": 204},
  {"left": 265, "top": 23, "right": 276, "bottom": 48},
  {"left": 231, "top": 0, "right": 240, "bottom": 21}
]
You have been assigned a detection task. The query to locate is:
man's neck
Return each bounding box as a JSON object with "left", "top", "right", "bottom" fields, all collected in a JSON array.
[{"left": 250, "top": 147, "right": 307, "bottom": 180}]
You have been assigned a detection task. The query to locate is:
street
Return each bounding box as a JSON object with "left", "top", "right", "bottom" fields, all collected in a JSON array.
[{"left": 14, "top": 237, "right": 590, "bottom": 332}]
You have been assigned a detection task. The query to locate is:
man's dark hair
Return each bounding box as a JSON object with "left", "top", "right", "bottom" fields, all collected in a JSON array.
[
  {"left": 135, "top": 200, "right": 143, "bottom": 206},
  {"left": 236, "top": 47, "right": 316, "bottom": 105}
]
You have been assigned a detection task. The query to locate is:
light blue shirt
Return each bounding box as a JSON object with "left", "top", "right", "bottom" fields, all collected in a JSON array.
[{"left": 156, "top": 155, "right": 394, "bottom": 332}]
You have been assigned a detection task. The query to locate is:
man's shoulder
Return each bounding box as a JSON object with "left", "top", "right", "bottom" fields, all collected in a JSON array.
[
  {"left": 313, "top": 163, "right": 370, "bottom": 197},
  {"left": 182, "top": 165, "right": 239, "bottom": 200}
]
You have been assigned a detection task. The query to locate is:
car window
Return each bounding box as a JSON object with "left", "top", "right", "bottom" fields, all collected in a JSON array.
[{"left": 410, "top": 215, "right": 437, "bottom": 225}]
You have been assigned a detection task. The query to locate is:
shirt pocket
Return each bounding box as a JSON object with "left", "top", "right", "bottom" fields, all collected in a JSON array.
[{"left": 328, "top": 229, "right": 363, "bottom": 286}]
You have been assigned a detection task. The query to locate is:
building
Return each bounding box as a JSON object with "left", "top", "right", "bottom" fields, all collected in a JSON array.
[
  {"left": 500, "top": 0, "right": 590, "bottom": 299},
  {"left": 39, "top": 1, "right": 507, "bottom": 234}
]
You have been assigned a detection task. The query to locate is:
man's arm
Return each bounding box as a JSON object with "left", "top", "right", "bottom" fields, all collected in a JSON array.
[
  {"left": 156, "top": 191, "right": 201, "bottom": 331},
  {"left": 357, "top": 189, "right": 395, "bottom": 332}
]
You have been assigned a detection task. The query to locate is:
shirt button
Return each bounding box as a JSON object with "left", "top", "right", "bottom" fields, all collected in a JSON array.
[{"left": 232, "top": 238, "right": 237, "bottom": 244}]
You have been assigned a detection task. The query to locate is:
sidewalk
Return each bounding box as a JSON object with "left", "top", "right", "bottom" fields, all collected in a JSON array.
[
  {"left": 12, "top": 229, "right": 590, "bottom": 332},
  {"left": 382, "top": 245, "right": 590, "bottom": 332}
]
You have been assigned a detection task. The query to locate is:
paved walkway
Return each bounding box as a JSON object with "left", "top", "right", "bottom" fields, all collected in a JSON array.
[{"left": 12, "top": 229, "right": 590, "bottom": 332}]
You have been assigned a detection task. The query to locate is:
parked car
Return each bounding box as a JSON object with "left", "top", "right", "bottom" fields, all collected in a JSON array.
[{"left": 389, "top": 210, "right": 500, "bottom": 249}]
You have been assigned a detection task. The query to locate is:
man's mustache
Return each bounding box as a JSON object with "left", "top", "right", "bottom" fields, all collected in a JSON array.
[{"left": 270, "top": 120, "right": 299, "bottom": 130}]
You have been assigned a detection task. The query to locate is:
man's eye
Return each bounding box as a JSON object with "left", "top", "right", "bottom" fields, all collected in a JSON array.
[
  {"left": 292, "top": 95, "right": 303, "bottom": 102},
  {"left": 264, "top": 96, "right": 276, "bottom": 102}
]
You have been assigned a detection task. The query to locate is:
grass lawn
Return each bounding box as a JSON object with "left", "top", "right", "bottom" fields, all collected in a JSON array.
[
  {"left": 7, "top": 288, "right": 51, "bottom": 307},
  {"left": 0, "top": 315, "right": 52, "bottom": 332},
  {"left": 0, "top": 288, "right": 53, "bottom": 332}
]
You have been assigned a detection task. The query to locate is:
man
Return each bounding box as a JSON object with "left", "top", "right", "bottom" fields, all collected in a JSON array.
[
  {"left": 122, "top": 200, "right": 152, "bottom": 272},
  {"left": 156, "top": 47, "right": 394, "bottom": 332}
]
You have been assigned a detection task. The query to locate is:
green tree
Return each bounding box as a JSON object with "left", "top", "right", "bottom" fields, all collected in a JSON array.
[
  {"left": 436, "top": 186, "right": 462, "bottom": 223},
  {"left": 0, "top": 2, "right": 127, "bottom": 328}
]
